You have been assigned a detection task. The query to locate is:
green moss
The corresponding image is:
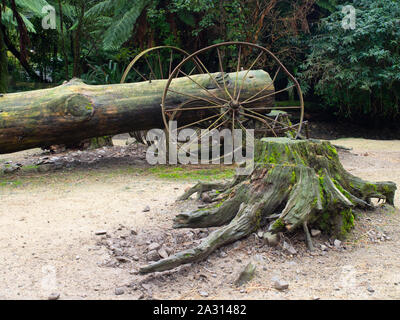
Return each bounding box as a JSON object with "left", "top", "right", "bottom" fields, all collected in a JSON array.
[
  {"left": 271, "top": 218, "right": 285, "bottom": 230},
  {"left": 326, "top": 143, "right": 338, "bottom": 157},
  {"left": 254, "top": 208, "right": 263, "bottom": 229},
  {"left": 266, "top": 150, "right": 281, "bottom": 164},
  {"left": 363, "top": 183, "right": 377, "bottom": 194},
  {"left": 149, "top": 166, "right": 235, "bottom": 181},
  {"left": 214, "top": 199, "right": 225, "bottom": 208},
  {"left": 332, "top": 179, "right": 353, "bottom": 202},
  {"left": 318, "top": 175, "right": 326, "bottom": 207},
  {"left": 318, "top": 211, "right": 331, "bottom": 232},
  {"left": 339, "top": 208, "right": 355, "bottom": 238},
  {"left": 290, "top": 170, "right": 296, "bottom": 185}
]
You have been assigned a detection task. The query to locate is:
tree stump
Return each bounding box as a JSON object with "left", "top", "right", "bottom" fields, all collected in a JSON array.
[{"left": 139, "top": 138, "right": 397, "bottom": 274}]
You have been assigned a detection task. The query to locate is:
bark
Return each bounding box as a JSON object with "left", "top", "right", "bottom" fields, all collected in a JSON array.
[
  {"left": 0, "top": 23, "right": 45, "bottom": 83},
  {"left": 0, "top": 70, "right": 273, "bottom": 154},
  {"left": 73, "top": 2, "right": 85, "bottom": 78},
  {"left": 58, "top": 0, "right": 69, "bottom": 80},
  {"left": 0, "top": 27, "right": 8, "bottom": 93},
  {"left": 139, "top": 138, "right": 397, "bottom": 274}
]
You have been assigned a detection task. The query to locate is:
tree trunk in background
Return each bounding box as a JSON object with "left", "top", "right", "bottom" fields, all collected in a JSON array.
[
  {"left": 73, "top": 2, "right": 85, "bottom": 78},
  {"left": 0, "top": 23, "right": 45, "bottom": 83},
  {"left": 0, "top": 29, "right": 8, "bottom": 93},
  {"left": 58, "top": 0, "right": 69, "bottom": 81},
  {"left": 0, "top": 70, "right": 274, "bottom": 154}
]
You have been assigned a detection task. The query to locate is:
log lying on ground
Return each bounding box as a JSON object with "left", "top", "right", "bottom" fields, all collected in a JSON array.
[
  {"left": 0, "top": 70, "right": 274, "bottom": 154},
  {"left": 139, "top": 138, "right": 397, "bottom": 274}
]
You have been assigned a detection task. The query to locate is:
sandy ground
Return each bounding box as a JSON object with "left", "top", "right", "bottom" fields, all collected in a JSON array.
[{"left": 0, "top": 138, "right": 399, "bottom": 300}]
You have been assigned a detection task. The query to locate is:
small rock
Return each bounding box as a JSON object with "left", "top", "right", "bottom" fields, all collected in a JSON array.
[
  {"left": 115, "top": 287, "right": 125, "bottom": 295},
  {"left": 282, "top": 241, "right": 297, "bottom": 255},
  {"left": 235, "top": 263, "right": 256, "bottom": 287},
  {"left": 115, "top": 256, "right": 131, "bottom": 263},
  {"left": 3, "top": 165, "right": 20, "bottom": 174},
  {"left": 148, "top": 242, "right": 161, "bottom": 251},
  {"left": 367, "top": 286, "right": 375, "bottom": 293},
  {"left": 334, "top": 239, "right": 342, "bottom": 248},
  {"left": 37, "top": 164, "right": 54, "bottom": 173},
  {"left": 95, "top": 230, "right": 107, "bottom": 236},
  {"left": 199, "top": 290, "right": 209, "bottom": 297},
  {"left": 158, "top": 246, "right": 169, "bottom": 259},
  {"left": 320, "top": 244, "right": 328, "bottom": 251},
  {"left": 254, "top": 254, "right": 264, "bottom": 262},
  {"left": 143, "top": 205, "right": 150, "bottom": 212},
  {"left": 273, "top": 279, "right": 289, "bottom": 291},
  {"left": 146, "top": 250, "right": 160, "bottom": 261},
  {"left": 48, "top": 292, "right": 60, "bottom": 300},
  {"left": 257, "top": 230, "right": 264, "bottom": 238},
  {"left": 311, "top": 229, "right": 321, "bottom": 237},
  {"left": 219, "top": 251, "right": 227, "bottom": 258},
  {"left": 201, "top": 193, "right": 212, "bottom": 203},
  {"left": 130, "top": 229, "right": 137, "bottom": 235},
  {"left": 263, "top": 232, "right": 279, "bottom": 247}
]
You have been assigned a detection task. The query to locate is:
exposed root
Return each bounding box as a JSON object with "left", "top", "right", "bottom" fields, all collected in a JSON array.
[
  {"left": 140, "top": 138, "right": 397, "bottom": 274},
  {"left": 303, "top": 221, "right": 314, "bottom": 251}
]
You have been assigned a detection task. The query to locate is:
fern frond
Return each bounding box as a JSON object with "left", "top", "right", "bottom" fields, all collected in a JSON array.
[
  {"left": 102, "top": 0, "right": 149, "bottom": 50},
  {"left": 85, "top": 0, "right": 114, "bottom": 18},
  {"left": 15, "top": 0, "right": 50, "bottom": 17}
]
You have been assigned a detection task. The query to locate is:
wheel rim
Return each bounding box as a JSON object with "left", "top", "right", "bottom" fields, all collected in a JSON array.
[
  {"left": 121, "top": 46, "right": 200, "bottom": 145},
  {"left": 161, "top": 41, "right": 305, "bottom": 146},
  {"left": 120, "top": 46, "right": 195, "bottom": 83}
]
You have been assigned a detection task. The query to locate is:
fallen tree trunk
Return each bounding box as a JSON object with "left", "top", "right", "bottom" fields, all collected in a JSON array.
[
  {"left": 0, "top": 70, "right": 274, "bottom": 154},
  {"left": 139, "top": 138, "right": 397, "bottom": 274}
]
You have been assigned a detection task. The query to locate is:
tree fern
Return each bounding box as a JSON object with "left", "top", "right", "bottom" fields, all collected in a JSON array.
[
  {"left": 15, "top": 0, "right": 51, "bottom": 16},
  {"left": 85, "top": 0, "right": 113, "bottom": 18},
  {"left": 85, "top": 0, "right": 150, "bottom": 50}
]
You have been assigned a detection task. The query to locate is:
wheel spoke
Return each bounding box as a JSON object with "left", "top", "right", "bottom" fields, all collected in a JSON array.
[
  {"left": 193, "top": 56, "right": 228, "bottom": 98},
  {"left": 144, "top": 56, "right": 157, "bottom": 81},
  {"left": 168, "top": 50, "right": 173, "bottom": 77},
  {"left": 234, "top": 45, "right": 242, "bottom": 99},
  {"left": 217, "top": 48, "right": 234, "bottom": 100},
  {"left": 241, "top": 66, "right": 281, "bottom": 103},
  {"left": 166, "top": 105, "right": 225, "bottom": 112},
  {"left": 246, "top": 106, "right": 301, "bottom": 111},
  {"left": 242, "top": 84, "right": 296, "bottom": 105},
  {"left": 158, "top": 51, "right": 163, "bottom": 79},
  {"left": 167, "top": 88, "right": 222, "bottom": 107},
  {"left": 176, "top": 113, "right": 223, "bottom": 131},
  {"left": 239, "top": 111, "right": 277, "bottom": 137},
  {"left": 236, "top": 51, "right": 263, "bottom": 101},
  {"left": 177, "top": 69, "right": 229, "bottom": 104},
  {"left": 131, "top": 66, "right": 148, "bottom": 82},
  {"left": 181, "top": 118, "right": 229, "bottom": 155},
  {"left": 241, "top": 107, "right": 289, "bottom": 127},
  {"left": 177, "top": 110, "right": 229, "bottom": 151}
]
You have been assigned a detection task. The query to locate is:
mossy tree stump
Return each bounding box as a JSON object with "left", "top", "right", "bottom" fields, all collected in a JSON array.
[{"left": 140, "top": 138, "right": 396, "bottom": 274}]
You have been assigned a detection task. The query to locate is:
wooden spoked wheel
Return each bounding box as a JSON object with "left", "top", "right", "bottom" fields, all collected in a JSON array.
[
  {"left": 161, "top": 42, "right": 305, "bottom": 158},
  {"left": 120, "top": 46, "right": 197, "bottom": 145}
]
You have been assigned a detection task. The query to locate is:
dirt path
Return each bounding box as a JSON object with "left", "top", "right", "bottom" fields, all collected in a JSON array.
[{"left": 0, "top": 138, "right": 399, "bottom": 300}]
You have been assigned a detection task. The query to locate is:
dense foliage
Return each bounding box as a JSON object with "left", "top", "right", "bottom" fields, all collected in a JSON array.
[
  {"left": 300, "top": 0, "right": 400, "bottom": 121},
  {"left": 0, "top": 0, "right": 399, "bottom": 122}
]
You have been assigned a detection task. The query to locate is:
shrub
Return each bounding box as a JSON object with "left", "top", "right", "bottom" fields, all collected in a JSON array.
[{"left": 300, "top": 0, "right": 400, "bottom": 122}]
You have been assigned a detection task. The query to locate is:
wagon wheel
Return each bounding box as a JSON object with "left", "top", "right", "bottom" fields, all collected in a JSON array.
[
  {"left": 120, "top": 46, "right": 196, "bottom": 145},
  {"left": 161, "top": 41, "right": 305, "bottom": 160}
]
